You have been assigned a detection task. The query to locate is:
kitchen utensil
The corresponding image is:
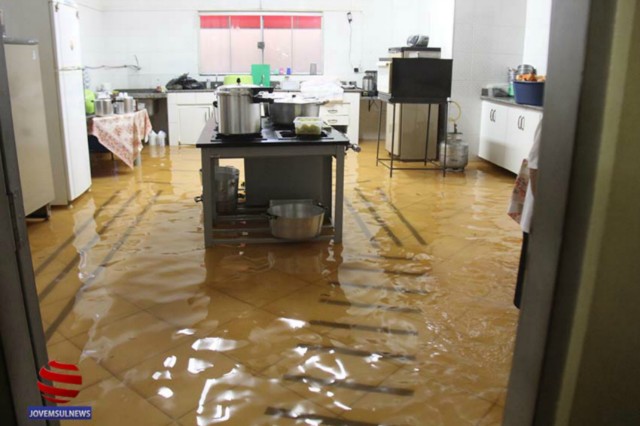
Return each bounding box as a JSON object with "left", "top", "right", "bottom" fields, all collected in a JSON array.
[
  {"left": 214, "top": 79, "right": 273, "bottom": 135},
  {"left": 267, "top": 98, "right": 322, "bottom": 126},
  {"left": 266, "top": 201, "right": 325, "bottom": 240},
  {"left": 407, "top": 35, "right": 429, "bottom": 47},
  {"left": 362, "top": 70, "right": 377, "bottom": 92},
  {"left": 516, "top": 64, "right": 536, "bottom": 76},
  {"left": 114, "top": 99, "right": 124, "bottom": 114},
  {"left": 94, "top": 98, "right": 113, "bottom": 116},
  {"left": 123, "top": 97, "right": 135, "bottom": 113},
  {"left": 214, "top": 166, "right": 240, "bottom": 214}
]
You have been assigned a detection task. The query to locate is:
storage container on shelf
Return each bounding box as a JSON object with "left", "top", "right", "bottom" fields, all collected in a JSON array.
[{"left": 294, "top": 117, "right": 323, "bottom": 136}]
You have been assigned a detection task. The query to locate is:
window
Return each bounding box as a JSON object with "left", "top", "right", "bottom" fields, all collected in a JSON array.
[{"left": 199, "top": 13, "right": 323, "bottom": 75}]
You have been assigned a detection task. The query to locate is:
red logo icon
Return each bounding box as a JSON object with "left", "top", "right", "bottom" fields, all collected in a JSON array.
[{"left": 37, "top": 360, "right": 83, "bottom": 404}]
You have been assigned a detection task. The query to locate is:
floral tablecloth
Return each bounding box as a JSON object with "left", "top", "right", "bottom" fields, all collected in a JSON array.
[{"left": 88, "top": 110, "right": 152, "bottom": 168}]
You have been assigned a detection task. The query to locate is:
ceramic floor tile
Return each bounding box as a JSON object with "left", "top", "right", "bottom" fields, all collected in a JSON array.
[
  {"left": 61, "top": 377, "right": 173, "bottom": 426},
  {"left": 343, "top": 367, "right": 494, "bottom": 426},
  {"left": 178, "top": 375, "right": 338, "bottom": 425},
  {"left": 477, "top": 403, "right": 505, "bottom": 426},
  {"left": 26, "top": 141, "right": 523, "bottom": 425},
  {"left": 70, "top": 311, "right": 187, "bottom": 374},
  {"left": 46, "top": 339, "right": 113, "bottom": 388},
  {"left": 197, "top": 308, "right": 329, "bottom": 374},
  {"left": 146, "top": 287, "right": 255, "bottom": 334},
  {"left": 40, "top": 291, "right": 141, "bottom": 339},
  {"left": 116, "top": 338, "right": 247, "bottom": 419},
  {"left": 207, "top": 269, "right": 311, "bottom": 308}
]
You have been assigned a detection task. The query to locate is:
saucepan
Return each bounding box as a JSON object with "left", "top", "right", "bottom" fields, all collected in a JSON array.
[
  {"left": 267, "top": 98, "right": 324, "bottom": 126},
  {"left": 265, "top": 201, "right": 326, "bottom": 240}
]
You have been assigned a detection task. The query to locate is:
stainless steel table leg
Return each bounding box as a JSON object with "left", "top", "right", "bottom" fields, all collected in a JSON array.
[
  {"left": 201, "top": 149, "right": 215, "bottom": 247},
  {"left": 375, "top": 100, "right": 383, "bottom": 166},
  {"left": 390, "top": 103, "right": 396, "bottom": 178},
  {"left": 334, "top": 147, "right": 345, "bottom": 244}
]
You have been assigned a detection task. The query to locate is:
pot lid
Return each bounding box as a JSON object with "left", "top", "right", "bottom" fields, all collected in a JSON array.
[{"left": 217, "top": 77, "right": 261, "bottom": 94}]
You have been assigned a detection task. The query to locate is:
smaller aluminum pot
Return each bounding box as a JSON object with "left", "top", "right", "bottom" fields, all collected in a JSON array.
[
  {"left": 268, "top": 101, "right": 322, "bottom": 126},
  {"left": 266, "top": 202, "right": 325, "bottom": 240},
  {"left": 94, "top": 99, "right": 113, "bottom": 116},
  {"left": 123, "top": 97, "right": 136, "bottom": 113}
]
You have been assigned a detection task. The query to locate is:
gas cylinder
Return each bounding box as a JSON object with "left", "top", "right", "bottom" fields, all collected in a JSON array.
[{"left": 439, "top": 124, "right": 469, "bottom": 171}]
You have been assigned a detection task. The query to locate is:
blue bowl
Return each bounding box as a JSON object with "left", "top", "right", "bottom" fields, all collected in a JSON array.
[{"left": 513, "top": 81, "right": 545, "bottom": 106}]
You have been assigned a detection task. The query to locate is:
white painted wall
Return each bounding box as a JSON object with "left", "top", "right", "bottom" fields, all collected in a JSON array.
[
  {"left": 77, "top": 0, "right": 454, "bottom": 90},
  {"left": 450, "top": 0, "right": 528, "bottom": 157},
  {"left": 522, "top": 0, "right": 552, "bottom": 74}
]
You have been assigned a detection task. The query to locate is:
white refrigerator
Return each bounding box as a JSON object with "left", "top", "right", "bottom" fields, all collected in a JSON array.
[{"left": 50, "top": 0, "right": 91, "bottom": 204}]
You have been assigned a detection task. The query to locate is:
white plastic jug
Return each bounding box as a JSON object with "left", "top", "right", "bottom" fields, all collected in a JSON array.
[
  {"left": 156, "top": 131, "right": 167, "bottom": 146},
  {"left": 148, "top": 131, "right": 157, "bottom": 146}
]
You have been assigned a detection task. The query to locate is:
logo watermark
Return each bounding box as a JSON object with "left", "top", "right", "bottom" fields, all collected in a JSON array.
[
  {"left": 28, "top": 406, "right": 92, "bottom": 420},
  {"left": 29, "top": 360, "right": 92, "bottom": 421}
]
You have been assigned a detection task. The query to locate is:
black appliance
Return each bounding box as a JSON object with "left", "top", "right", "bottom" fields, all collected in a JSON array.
[{"left": 382, "top": 58, "right": 452, "bottom": 103}]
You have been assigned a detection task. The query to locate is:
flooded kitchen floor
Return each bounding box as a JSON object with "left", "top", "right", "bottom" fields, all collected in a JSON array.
[{"left": 28, "top": 141, "right": 521, "bottom": 425}]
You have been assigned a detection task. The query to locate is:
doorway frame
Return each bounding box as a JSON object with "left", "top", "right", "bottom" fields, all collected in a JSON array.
[{"left": 503, "top": 0, "right": 626, "bottom": 424}]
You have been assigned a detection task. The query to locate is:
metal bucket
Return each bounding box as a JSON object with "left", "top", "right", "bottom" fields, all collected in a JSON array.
[
  {"left": 214, "top": 166, "right": 240, "bottom": 214},
  {"left": 266, "top": 202, "right": 325, "bottom": 240}
]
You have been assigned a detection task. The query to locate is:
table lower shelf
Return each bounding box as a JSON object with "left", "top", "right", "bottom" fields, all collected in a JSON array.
[{"left": 209, "top": 208, "right": 336, "bottom": 244}]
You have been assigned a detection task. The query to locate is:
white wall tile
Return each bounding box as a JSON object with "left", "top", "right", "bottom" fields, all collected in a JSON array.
[
  {"left": 451, "top": 0, "right": 528, "bottom": 155},
  {"left": 78, "top": 0, "right": 455, "bottom": 87}
]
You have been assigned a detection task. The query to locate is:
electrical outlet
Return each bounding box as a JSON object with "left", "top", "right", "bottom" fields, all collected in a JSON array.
[{"left": 353, "top": 67, "right": 360, "bottom": 73}]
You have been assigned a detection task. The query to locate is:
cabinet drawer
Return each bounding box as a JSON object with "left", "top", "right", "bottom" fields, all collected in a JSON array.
[
  {"left": 168, "top": 92, "right": 196, "bottom": 104},
  {"left": 320, "top": 103, "right": 350, "bottom": 116},
  {"left": 194, "top": 93, "right": 216, "bottom": 104},
  {"left": 322, "top": 115, "right": 349, "bottom": 126}
]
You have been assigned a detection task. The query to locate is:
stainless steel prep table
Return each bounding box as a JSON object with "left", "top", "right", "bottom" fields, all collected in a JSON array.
[{"left": 196, "top": 117, "right": 351, "bottom": 247}]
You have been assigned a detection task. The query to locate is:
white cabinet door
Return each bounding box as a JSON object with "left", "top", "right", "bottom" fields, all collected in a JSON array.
[
  {"left": 343, "top": 92, "right": 361, "bottom": 144},
  {"left": 58, "top": 70, "right": 91, "bottom": 201},
  {"left": 51, "top": 1, "right": 82, "bottom": 69},
  {"left": 505, "top": 108, "right": 542, "bottom": 173},
  {"left": 177, "top": 105, "right": 212, "bottom": 145},
  {"left": 479, "top": 101, "right": 508, "bottom": 168}
]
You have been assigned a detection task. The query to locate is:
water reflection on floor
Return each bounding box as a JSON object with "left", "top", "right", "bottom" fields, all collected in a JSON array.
[{"left": 28, "top": 142, "right": 521, "bottom": 425}]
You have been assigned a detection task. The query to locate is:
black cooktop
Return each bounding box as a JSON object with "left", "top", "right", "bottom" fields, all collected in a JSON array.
[{"left": 199, "top": 119, "right": 349, "bottom": 148}]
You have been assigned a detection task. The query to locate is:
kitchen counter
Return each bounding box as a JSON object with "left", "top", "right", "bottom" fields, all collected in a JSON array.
[
  {"left": 168, "top": 88, "right": 218, "bottom": 93},
  {"left": 481, "top": 95, "right": 544, "bottom": 111}
]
